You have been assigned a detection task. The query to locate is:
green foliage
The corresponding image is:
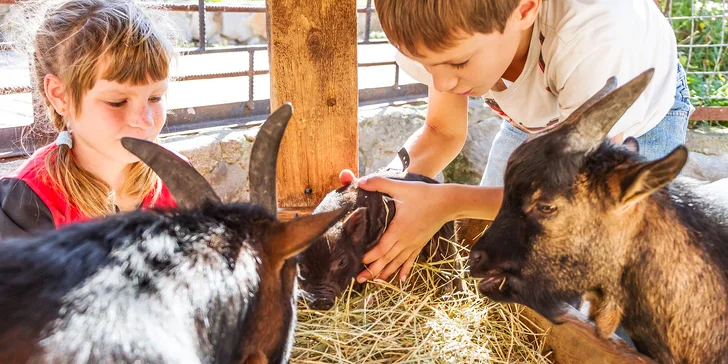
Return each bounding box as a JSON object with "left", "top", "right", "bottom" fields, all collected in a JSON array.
[{"left": 669, "top": 0, "right": 728, "bottom": 127}]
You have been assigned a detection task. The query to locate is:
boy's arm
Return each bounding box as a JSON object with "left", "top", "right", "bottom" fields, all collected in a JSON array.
[{"left": 384, "top": 85, "right": 469, "bottom": 178}]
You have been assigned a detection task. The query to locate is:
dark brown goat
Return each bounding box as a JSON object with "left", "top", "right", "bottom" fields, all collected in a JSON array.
[
  {"left": 469, "top": 69, "right": 728, "bottom": 364},
  {"left": 296, "top": 151, "right": 461, "bottom": 310},
  {"left": 0, "top": 104, "right": 350, "bottom": 364}
]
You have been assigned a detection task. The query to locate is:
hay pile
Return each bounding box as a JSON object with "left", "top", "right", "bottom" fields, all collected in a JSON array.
[{"left": 291, "top": 238, "right": 552, "bottom": 363}]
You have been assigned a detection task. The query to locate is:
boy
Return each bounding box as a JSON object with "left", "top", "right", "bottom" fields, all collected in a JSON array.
[{"left": 341, "top": 0, "right": 694, "bottom": 284}]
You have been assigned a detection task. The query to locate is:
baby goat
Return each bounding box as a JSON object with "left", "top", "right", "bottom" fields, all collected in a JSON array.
[{"left": 297, "top": 150, "right": 461, "bottom": 310}]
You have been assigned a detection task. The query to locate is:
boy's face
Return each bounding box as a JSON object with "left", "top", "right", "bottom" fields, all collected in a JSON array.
[{"left": 399, "top": 3, "right": 536, "bottom": 97}]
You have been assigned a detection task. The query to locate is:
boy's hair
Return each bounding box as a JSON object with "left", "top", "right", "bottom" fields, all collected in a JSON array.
[
  {"left": 12, "top": 0, "right": 180, "bottom": 218},
  {"left": 374, "top": 0, "right": 521, "bottom": 57}
]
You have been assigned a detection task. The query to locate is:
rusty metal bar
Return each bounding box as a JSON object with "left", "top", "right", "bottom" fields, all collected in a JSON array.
[
  {"left": 0, "top": 85, "right": 31, "bottom": 94},
  {"left": 197, "top": 0, "right": 206, "bottom": 52},
  {"left": 174, "top": 70, "right": 269, "bottom": 82},
  {"left": 364, "top": 0, "right": 373, "bottom": 43},
  {"left": 0, "top": 0, "right": 378, "bottom": 13},
  {"left": 1, "top": 40, "right": 387, "bottom": 60},
  {"left": 154, "top": 3, "right": 266, "bottom": 13},
  {"left": 247, "top": 50, "right": 255, "bottom": 110},
  {"left": 179, "top": 45, "right": 268, "bottom": 56}
]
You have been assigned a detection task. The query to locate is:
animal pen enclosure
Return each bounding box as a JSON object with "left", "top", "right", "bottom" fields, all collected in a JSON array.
[{"left": 0, "top": 0, "right": 725, "bottom": 362}]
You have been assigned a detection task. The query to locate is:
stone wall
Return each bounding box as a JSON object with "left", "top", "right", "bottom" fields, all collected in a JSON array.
[{"left": 2, "top": 102, "right": 725, "bottom": 204}]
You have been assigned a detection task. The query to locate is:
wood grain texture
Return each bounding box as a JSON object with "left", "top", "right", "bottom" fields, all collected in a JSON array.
[
  {"left": 691, "top": 107, "right": 728, "bottom": 121},
  {"left": 276, "top": 206, "right": 315, "bottom": 222},
  {"left": 516, "top": 305, "right": 656, "bottom": 364},
  {"left": 267, "top": 0, "right": 359, "bottom": 209}
]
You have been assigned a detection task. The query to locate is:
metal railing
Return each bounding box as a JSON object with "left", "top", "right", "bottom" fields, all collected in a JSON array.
[{"left": 0, "top": 0, "right": 426, "bottom": 158}]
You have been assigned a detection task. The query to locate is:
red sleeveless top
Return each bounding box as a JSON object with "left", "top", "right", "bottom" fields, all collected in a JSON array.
[{"left": 3, "top": 143, "right": 178, "bottom": 228}]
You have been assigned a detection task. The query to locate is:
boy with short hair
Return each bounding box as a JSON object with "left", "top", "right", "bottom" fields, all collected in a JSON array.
[{"left": 343, "top": 0, "right": 693, "bottom": 284}]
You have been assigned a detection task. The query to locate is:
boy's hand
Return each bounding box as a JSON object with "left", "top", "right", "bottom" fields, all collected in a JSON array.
[{"left": 350, "top": 175, "right": 450, "bottom": 283}]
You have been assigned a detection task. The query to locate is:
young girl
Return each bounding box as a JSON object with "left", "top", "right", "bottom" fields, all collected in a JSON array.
[{"left": 0, "top": 0, "right": 182, "bottom": 238}]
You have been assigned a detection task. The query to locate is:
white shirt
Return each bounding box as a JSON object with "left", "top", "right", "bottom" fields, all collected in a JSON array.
[{"left": 395, "top": 0, "right": 678, "bottom": 138}]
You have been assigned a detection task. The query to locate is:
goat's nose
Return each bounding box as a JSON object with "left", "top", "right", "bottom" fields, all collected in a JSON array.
[
  {"left": 310, "top": 298, "right": 335, "bottom": 311},
  {"left": 468, "top": 250, "right": 489, "bottom": 277}
]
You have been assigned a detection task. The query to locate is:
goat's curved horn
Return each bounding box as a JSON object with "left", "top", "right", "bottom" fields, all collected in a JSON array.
[
  {"left": 249, "top": 103, "right": 293, "bottom": 215},
  {"left": 121, "top": 137, "right": 221, "bottom": 209},
  {"left": 565, "top": 68, "right": 654, "bottom": 152}
]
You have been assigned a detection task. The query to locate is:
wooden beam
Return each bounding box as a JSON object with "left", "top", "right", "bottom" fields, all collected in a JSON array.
[
  {"left": 277, "top": 206, "right": 315, "bottom": 222},
  {"left": 516, "top": 305, "right": 656, "bottom": 364},
  {"left": 266, "top": 0, "right": 359, "bottom": 210},
  {"left": 690, "top": 106, "right": 728, "bottom": 121}
]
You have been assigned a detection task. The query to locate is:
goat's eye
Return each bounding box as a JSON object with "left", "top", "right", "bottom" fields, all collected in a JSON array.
[
  {"left": 536, "top": 204, "right": 557, "bottom": 214},
  {"left": 335, "top": 257, "right": 348, "bottom": 270}
]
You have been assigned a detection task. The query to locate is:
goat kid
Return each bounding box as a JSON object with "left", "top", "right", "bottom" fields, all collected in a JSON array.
[{"left": 297, "top": 149, "right": 462, "bottom": 311}]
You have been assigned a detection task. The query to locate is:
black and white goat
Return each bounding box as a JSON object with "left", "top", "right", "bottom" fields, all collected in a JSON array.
[{"left": 0, "top": 104, "right": 350, "bottom": 364}]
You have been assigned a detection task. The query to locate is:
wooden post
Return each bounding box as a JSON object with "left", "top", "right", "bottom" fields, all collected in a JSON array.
[{"left": 266, "top": 0, "right": 359, "bottom": 219}]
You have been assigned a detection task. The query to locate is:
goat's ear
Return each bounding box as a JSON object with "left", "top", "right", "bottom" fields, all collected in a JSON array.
[
  {"left": 266, "top": 204, "right": 352, "bottom": 262},
  {"left": 342, "top": 207, "right": 368, "bottom": 247},
  {"left": 623, "top": 137, "right": 640, "bottom": 153},
  {"left": 618, "top": 146, "right": 688, "bottom": 206}
]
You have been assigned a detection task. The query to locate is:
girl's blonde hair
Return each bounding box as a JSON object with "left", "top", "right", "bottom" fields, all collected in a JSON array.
[{"left": 12, "top": 0, "right": 180, "bottom": 218}]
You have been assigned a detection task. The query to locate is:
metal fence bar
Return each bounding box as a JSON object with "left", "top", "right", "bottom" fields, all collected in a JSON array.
[
  {"left": 155, "top": 3, "right": 266, "bottom": 13},
  {"left": 0, "top": 85, "right": 31, "bottom": 94},
  {"left": 247, "top": 49, "right": 255, "bottom": 110},
  {"left": 0, "top": 0, "right": 378, "bottom": 12},
  {"left": 364, "top": 0, "right": 373, "bottom": 43},
  {"left": 669, "top": 14, "right": 728, "bottom": 20},
  {"left": 677, "top": 44, "right": 728, "bottom": 48},
  {"left": 197, "top": 0, "right": 206, "bottom": 52}
]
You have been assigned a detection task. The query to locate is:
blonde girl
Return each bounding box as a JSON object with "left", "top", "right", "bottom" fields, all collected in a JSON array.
[{"left": 1, "top": 0, "right": 183, "bottom": 238}]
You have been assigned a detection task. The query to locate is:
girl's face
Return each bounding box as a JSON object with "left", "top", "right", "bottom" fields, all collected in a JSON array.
[{"left": 71, "top": 77, "right": 168, "bottom": 165}]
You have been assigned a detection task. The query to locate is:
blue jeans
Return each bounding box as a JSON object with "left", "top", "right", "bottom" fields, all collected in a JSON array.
[{"left": 479, "top": 62, "right": 695, "bottom": 187}]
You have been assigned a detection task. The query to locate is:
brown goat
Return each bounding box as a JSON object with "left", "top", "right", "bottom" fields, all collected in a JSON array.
[{"left": 469, "top": 69, "right": 728, "bottom": 364}]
